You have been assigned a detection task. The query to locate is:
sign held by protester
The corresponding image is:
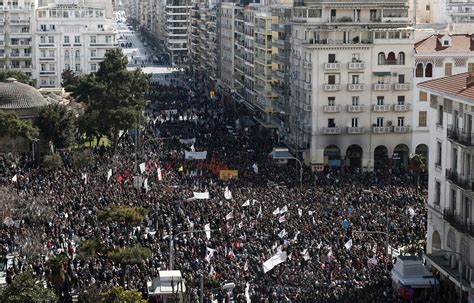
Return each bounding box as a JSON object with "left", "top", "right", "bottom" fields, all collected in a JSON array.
[
  {"left": 193, "top": 191, "right": 210, "bottom": 199},
  {"left": 219, "top": 170, "right": 239, "bottom": 181},
  {"left": 185, "top": 150, "right": 207, "bottom": 160},
  {"left": 263, "top": 251, "right": 288, "bottom": 273}
]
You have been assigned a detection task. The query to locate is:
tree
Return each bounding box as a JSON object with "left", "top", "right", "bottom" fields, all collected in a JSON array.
[
  {"left": 0, "top": 70, "right": 32, "bottom": 85},
  {"left": 70, "top": 49, "right": 150, "bottom": 154},
  {"left": 61, "top": 68, "right": 79, "bottom": 91},
  {"left": 0, "top": 271, "right": 57, "bottom": 303},
  {"left": 107, "top": 245, "right": 151, "bottom": 286},
  {"left": 77, "top": 238, "right": 104, "bottom": 260},
  {"left": 46, "top": 254, "right": 67, "bottom": 294},
  {"left": 100, "top": 286, "right": 146, "bottom": 303},
  {"left": 71, "top": 149, "right": 94, "bottom": 168},
  {"left": 42, "top": 154, "right": 64, "bottom": 170},
  {"left": 98, "top": 205, "right": 148, "bottom": 226},
  {"left": 0, "top": 110, "right": 39, "bottom": 139},
  {"left": 36, "top": 103, "right": 76, "bottom": 150},
  {"left": 77, "top": 110, "right": 109, "bottom": 146}
]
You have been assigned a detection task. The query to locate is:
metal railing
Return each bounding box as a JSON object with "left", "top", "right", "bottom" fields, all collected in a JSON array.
[
  {"left": 446, "top": 169, "right": 473, "bottom": 191},
  {"left": 447, "top": 125, "right": 474, "bottom": 146},
  {"left": 443, "top": 208, "right": 474, "bottom": 237}
]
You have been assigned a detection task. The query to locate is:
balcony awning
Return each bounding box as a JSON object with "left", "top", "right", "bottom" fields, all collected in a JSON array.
[{"left": 373, "top": 72, "right": 391, "bottom": 76}]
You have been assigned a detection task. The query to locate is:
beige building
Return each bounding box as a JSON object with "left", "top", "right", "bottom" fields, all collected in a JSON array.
[{"left": 165, "top": 0, "right": 191, "bottom": 65}]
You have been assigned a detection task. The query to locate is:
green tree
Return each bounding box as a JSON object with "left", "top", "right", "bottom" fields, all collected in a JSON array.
[
  {"left": 100, "top": 286, "right": 146, "bottom": 303},
  {"left": 71, "top": 149, "right": 94, "bottom": 168},
  {"left": 107, "top": 245, "right": 151, "bottom": 286},
  {"left": 0, "top": 110, "right": 39, "bottom": 139},
  {"left": 36, "top": 103, "right": 76, "bottom": 150},
  {"left": 0, "top": 70, "right": 32, "bottom": 85},
  {"left": 77, "top": 110, "right": 109, "bottom": 146},
  {"left": 46, "top": 255, "right": 67, "bottom": 294},
  {"left": 0, "top": 271, "right": 57, "bottom": 303},
  {"left": 70, "top": 49, "right": 150, "bottom": 154},
  {"left": 61, "top": 68, "right": 79, "bottom": 91},
  {"left": 77, "top": 238, "right": 104, "bottom": 260},
  {"left": 98, "top": 205, "right": 148, "bottom": 226},
  {"left": 42, "top": 154, "right": 64, "bottom": 170}
]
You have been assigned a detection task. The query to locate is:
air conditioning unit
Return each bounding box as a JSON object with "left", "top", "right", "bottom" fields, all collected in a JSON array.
[{"left": 387, "top": 120, "right": 393, "bottom": 126}]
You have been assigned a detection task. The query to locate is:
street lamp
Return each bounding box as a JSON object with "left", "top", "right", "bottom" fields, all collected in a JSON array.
[{"left": 269, "top": 147, "right": 303, "bottom": 189}]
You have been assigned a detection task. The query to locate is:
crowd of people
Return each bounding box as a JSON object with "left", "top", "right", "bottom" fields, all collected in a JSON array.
[{"left": 0, "top": 76, "right": 435, "bottom": 302}]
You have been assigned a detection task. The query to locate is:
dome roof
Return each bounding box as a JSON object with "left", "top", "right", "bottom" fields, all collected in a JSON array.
[{"left": 0, "top": 78, "right": 49, "bottom": 110}]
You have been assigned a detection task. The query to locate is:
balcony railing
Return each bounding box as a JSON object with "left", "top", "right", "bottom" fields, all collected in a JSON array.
[
  {"left": 373, "top": 126, "right": 391, "bottom": 133},
  {"left": 347, "top": 83, "right": 365, "bottom": 91},
  {"left": 324, "top": 62, "right": 341, "bottom": 70},
  {"left": 323, "top": 105, "right": 342, "bottom": 113},
  {"left": 394, "top": 125, "right": 411, "bottom": 133},
  {"left": 373, "top": 83, "right": 391, "bottom": 91},
  {"left": 394, "top": 104, "right": 411, "bottom": 111},
  {"left": 303, "top": 60, "right": 312, "bottom": 69},
  {"left": 322, "top": 127, "right": 341, "bottom": 134},
  {"left": 348, "top": 62, "right": 365, "bottom": 70},
  {"left": 302, "top": 82, "right": 312, "bottom": 90},
  {"left": 446, "top": 169, "right": 474, "bottom": 191},
  {"left": 447, "top": 125, "right": 474, "bottom": 147},
  {"left": 394, "top": 83, "right": 411, "bottom": 90},
  {"left": 347, "top": 105, "right": 364, "bottom": 113},
  {"left": 323, "top": 84, "right": 341, "bottom": 91},
  {"left": 373, "top": 104, "right": 391, "bottom": 112},
  {"left": 443, "top": 208, "right": 474, "bottom": 237},
  {"left": 347, "top": 126, "right": 364, "bottom": 134}
]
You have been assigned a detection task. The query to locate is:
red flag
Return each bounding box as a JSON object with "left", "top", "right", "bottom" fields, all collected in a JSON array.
[
  {"left": 227, "top": 249, "right": 234, "bottom": 260},
  {"left": 124, "top": 170, "right": 130, "bottom": 179},
  {"left": 117, "top": 173, "right": 123, "bottom": 183}
]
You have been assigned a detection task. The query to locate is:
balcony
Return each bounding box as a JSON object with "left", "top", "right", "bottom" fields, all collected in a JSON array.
[
  {"left": 446, "top": 169, "right": 474, "bottom": 191},
  {"left": 394, "top": 104, "right": 411, "bottom": 112},
  {"left": 303, "top": 60, "right": 312, "bottom": 69},
  {"left": 324, "top": 62, "right": 341, "bottom": 70},
  {"left": 322, "top": 127, "right": 341, "bottom": 135},
  {"left": 323, "top": 105, "right": 342, "bottom": 113},
  {"left": 372, "top": 126, "right": 391, "bottom": 133},
  {"left": 347, "top": 105, "right": 364, "bottom": 113},
  {"left": 373, "top": 83, "right": 391, "bottom": 91},
  {"left": 394, "top": 126, "right": 411, "bottom": 133},
  {"left": 347, "top": 83, "right": 365, "bottom": 91},
  {"left": 348, "top": 62, "right": 365, "bottom": 70},
  {"left": 373, "top": 104, "right": 391, "bottom": 112},
  {"left": 323, "top": 84, "right": 341, "bottom": 91},
  {"left": 394, "top": 83, "right": 411, "bottom": 90},
  {"left": 447, "top": 125, "right": 474, "bottom": 147},
  {"left": 347, "top": 126, "right": 364, "bottom": 134},
  {"left": 302, "top": 82, "right": 312, "bottom": 90},
  {"left": 443, "top": 208, "right": 474, "bottom": 237}
]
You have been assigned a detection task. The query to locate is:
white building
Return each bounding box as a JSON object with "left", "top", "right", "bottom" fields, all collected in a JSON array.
[
  {"left": 0, "top": 0, "right": 35, "bottom": 77},
  {"left": 33, "top": 0, "right": 117, "bottom": 88},
  {"left": 289, "top": 0, "right": 415, "bottom": 170},
  {"left": 165, "top": 0, "right": 191, "bottom": 65},
  {"left": 413, "top": 34, "right": 474, "bottom": 165},
  {"left": 421, "top": 72, "right": 474, "bottom": 303},
  {"left": 413, "top": 0, "right": 474, "bottom": 32},
  {"left": 219, "top": 2, "right": 240, "bottom": 91}
]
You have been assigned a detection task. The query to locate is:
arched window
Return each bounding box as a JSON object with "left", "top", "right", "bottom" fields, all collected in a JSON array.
[
  {"left": 397, "top": 52, "right": 405, "bottom": 64},
  {"left": 387, "top": 52, "right": 396, "bottom": 62},
  {"left": 75, "top": 50, "right": 80, "bottom": 58},
  {"left": 378, "top": 52, "right": 385, "bottom": 65},
  {"left": 447, "top": 229, "right": 456, "bottom": 250},
  {"left": 416, "top": 63, "right": 424, "bottom": 78},
  {"left": 425, "top": 63, "right": 433, "bottom": 77}
]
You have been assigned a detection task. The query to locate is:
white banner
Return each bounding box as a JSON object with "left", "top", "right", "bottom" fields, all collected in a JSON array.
[
  {"left": 185, "top": 151, "right": 207, "bottom": 160},
  {"left": 164, "top": 109, "right": 178, "bottom": 115},
  {"left": 224, "top": 187, "right": 232, "bottom": 200},
  {"left": 139, "top": 162, "right": 146, "bottom": 174},
  {"left": 193, "top": 191, "right": 210, "bottom": 199},
  {"left": 263, "top": 251, "right": 288, "bottom": 273},
  {"left": 179, "top": 138, "right": 196, "bottom": 145},
  {"left": 204, "top": 223, "right": 211, "bottom": 240}
]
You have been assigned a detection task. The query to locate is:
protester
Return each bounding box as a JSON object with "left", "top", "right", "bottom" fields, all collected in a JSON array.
[{"left": 0, "top": 81, "right": 432, "bottom": 302}]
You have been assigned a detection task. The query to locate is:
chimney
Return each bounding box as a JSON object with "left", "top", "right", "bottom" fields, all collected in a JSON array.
[{"left": 467, "top": 73, "right": 474, "bottom": 88}]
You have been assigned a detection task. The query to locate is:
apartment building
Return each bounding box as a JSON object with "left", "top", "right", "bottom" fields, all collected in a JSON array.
[
  {"left": 34, "top": 0, "right": 117, "bottom": 88},
  {"left": 165, "top": 0, "right": 191, "bottom": 65},
  {"left": 421, "top": 72, "right": 474, "bottom": 303},
  {"left": 219, "top": 2, "right": 240, "bottom": 91},
  {"left": 0, "top": 0, "right": 35, "bottom": 77},
  {"left": 413, "top": 34, "right": 474, "bottom": 165},
  {"left": 289, "top": 0, "right": 414, "bottom": 170}
]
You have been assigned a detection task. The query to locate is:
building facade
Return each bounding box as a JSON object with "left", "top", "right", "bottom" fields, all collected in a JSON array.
[
  {"left": 288, "top": 0, "right": 415, "bottom": 170},
  {"left": 165, "top": 0, "right": 191, "bottom": 65},
  {"left": 421, "top": 72, "right": 474, "bottom": 303},
  {"left": 413, "top": 34, "right": 474, "bottom": 165},
  {"left": 219, "top": 2, "right": 240, "bottom": 91},
  {"left": 33, "top": 0, "right": 117, "bottom": 88}
]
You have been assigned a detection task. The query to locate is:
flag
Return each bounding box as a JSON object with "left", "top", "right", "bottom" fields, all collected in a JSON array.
[
  {"left": 178, "top": 165, "right": 184, "bottom": 172},
  {"left": 257, "top": 205, "right": 262, "bottom": 218},
  {"left": 280, "top": 205, "right": 288, "bottom": 214},
  {"left": 408, "top": 207, "right": 415, "bottom": 218},
  {"left": 106, "top": 169, "right": 112, "bottom": 181},
  {"left": 204, "top": 223, "right": 211, "bottom": 240},
  {"left": 224, "top": 187, "right": 232, "bottom": 200},
  {"left": 242, "top": 199, "right": 250, "bottom": 207},
  {"left": 298, "top": 209, "right": 302, "bottom": 217},
  {"left": 252, "top": 163, "right": 258, "bottom": 174},
  {"left": 81, "top": 173, "right": 87, "bottom": 184},
  {"left": 143, "top": 178, "right": 149, "bottom": 192},
  {"left": 193, "top": 191, "right": 210, "bottom": 199},
  {"left": 157, "top": 167, "right": 162, "bottom": 181},
  {"left": 225, "top": 211, "right": 234, "bottom": 221},
  {"left": 117, "top": 173, "right": 123, "bottom": 183},
  {"left": 308, "top": 211, "right": 315, "bottom": 216},
  {"left": 209, "top": 264, "right": 215, "bottom": 276},
  {"left": 278, "top": 215, "right": 287, "bottom": 223},
  {"left": 190, "top": 144, "right": 195, "bottom": 152},
  {"left": 11, "top": 174, "right": 17, "bottom": 182},
  {"left": 344, "top": 239, "right": 353, "bottom": 250},
  {"left": 245, "top": 283, "right": 251, "bottom": 303},
  {"left": 327, "top": 247, "right": 333, "bottom": 257},
  {"left": 139, "top": 162, "right": 146, "bottom": 174},
  {"left": 278, "top": 229, "right": 287, "bottom": 238},
  {"left": 263, "top": 251, "right": 287, "bottom": 273},
  {"left": 272, "top": 208, "right": 280, "bottom": 215},
  {"left": 244, "top": 260, "right": 249, "bottom": 272},
  {"left": 205, "top": 247, "right": 217, "bottom": 262},
  {"left": 227, "top": 249, "right": 234, "bottom": 260},
  {"left": 302, "top": 249, "right": 311, "bottom": 261}
]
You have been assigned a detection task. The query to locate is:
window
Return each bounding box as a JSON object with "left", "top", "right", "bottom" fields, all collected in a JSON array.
[
  {"left": 48, "top": 36, "right": 54, "bottom": 43},
  {"left": 75, "top": 36, "right": 80, "bottom": 43},
  {"left": 445, "top": 63, "right": 452, "bottom": 76},
  {"left": 469, "top": 62, "right": 474, "bottom": 72},
  {"left": 419, "top": 111, "right": 427, "bottom": 127},
  {"left": 328, "top": 75, "right": 336, "bottom": 84},
  {"left": 351, "top": 75, "right": 359, "bottom": 84},
  {"left": 438, "top": 105, "right": 444, "bottom": 125},
  {"left": 49, "top": 63, "right": 55, "bottom": 71},
  {"left": 452, "top": 147, "right": 458, "bottom": 172},
  {"left": 376, "top": 117, "right": 384, "bottom": 127},
  {"left": 64, "top": 50, "right": 70, "bottom": 59},
  {"left": 98, "top": 24, "right": 103, "bottom": 29},
  {"left": 397, "top": 117, "right": 404, "bottom": 127},
  {"left": 328, "top": 97, "right": 335, "bottom": 106},
  {"left": 40, "top": 49, "right": 46, "bottom": 58},
  {"left": 75, "top": 50, "right": 80, "bottom": 58},
  {"left": 40, "top": 36, "right": 46, "bottom": 44},
  {"left": 447, "top": 229, "right": 456, "bottom": 250},
  {"left": 40, "top": 24, "right": 46, "bottom": 31},
  {"left": 397, "top": 52, "right": 405, "bottom": 64},
  {"left": 398, "top": 74, "right": 405, "bottom": 84},
  {"left": 425, "top": 63, "right": 433, "bottom": 77},
  {"left": 378, "top": 52, "right": 385, "bottom": 65},
  {"left": 377, "top": 96, "right": 384, "bottom": 105},
  {"left": 426, "top": 5, "right": 430, "bottom": 10},
  {"left": 91, "top": 63, "right": 97, "bottom": 71},
  {"left": 443, "top": 40, "right": 449, "bottom": 46},
  {"left": 328, "top": 118, "right": 335, "bottom": 128},
  {"left": 352, "top": 96, "right": 359, "bottom": 106},
  {"left": 328, "top": 54, "right": 336, "bottom": 63},
  {"left": 436, "top": 141, "right": 442, "bottom": 165},
  {"left": 451, "top": 189, "right": 457, "bottom": 212},
  {"left": 351, "top": 53, "right": 360, "bottom": 62},
  {"left": 351, "top": 118, "right": 358, "bottom": 127},
  {"left": 419, "top": 91, "right": 428, "bottom": 101},
  {"left": 49, "top": 25, "right": 55, "bottom": 31},
  {"left": 75, "top": 63, "right": 81, "bottom": 72},
  {"left": 90, "top": 36, "right": 97, "bottom": 43},
  {"left": 40, "top": 63, "right": 46, "bottom": 71},
  {"left": 64, "top": 36, "right": 69, "bottom": 44},
  {"left": 434, "top": 181, "right": 440, "bottom": 205},
  {"left": 105, "top": 36, "right": 111, "bottom": 43},
  {"left": 49, "top": 78, "right": 55, "bottom": 86},
  {"left": 65, "top": 63, "right": 70, "bottom": 70},
  {"left": 49, "top": 50, "right": 54, "bottom": 57},
  {"left": 465, "top": 197, "right": 471, "bottom": 222},
  {"left": 90, "top": 50, "right": 97, "bottom": 58},
  {"left": 416, "top": 63, "right": 423, "bottom": 77},
  {"left": 397, "top": 96, "right": 405, "bottom": 105}
]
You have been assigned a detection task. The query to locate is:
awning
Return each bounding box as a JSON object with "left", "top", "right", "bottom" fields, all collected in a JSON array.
[
  {"left": 424, "top": 253, "right": 474, "bottom": 292},
  {"left": 373, "top": 72, "right": 391, "bottom": 76},
  {"left": 269, "top": 148, "right": 295, "bottom": 160}
]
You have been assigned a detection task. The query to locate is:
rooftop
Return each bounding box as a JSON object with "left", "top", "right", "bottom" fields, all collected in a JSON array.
[
  {"left": 415, "top": 34, "right": 474, "bottom": 53},
  {"left": 418, "top": 72, "right": 474, "bottom": 102},
  {"left": 0, "top": 78, "right": 50, "bottom": 110}
]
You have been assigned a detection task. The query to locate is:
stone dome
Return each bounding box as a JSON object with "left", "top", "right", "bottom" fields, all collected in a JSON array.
[{"left": 0, "top": 78, "right": 49, "bottom": 110}]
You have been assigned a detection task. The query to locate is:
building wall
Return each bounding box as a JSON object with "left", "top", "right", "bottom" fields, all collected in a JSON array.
[
  {"left": 219, "top": 3, "right": 238, "bottom": 91},
  {"left": 165, "top": 0, "right": 191, "bottom": 65}
]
